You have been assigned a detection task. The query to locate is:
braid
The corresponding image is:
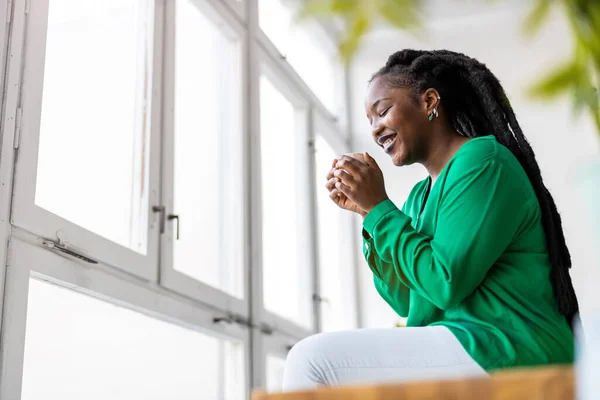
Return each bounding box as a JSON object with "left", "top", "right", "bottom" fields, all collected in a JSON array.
[{"left": 372, "top": 49, "right": 579, "bottom": 327}]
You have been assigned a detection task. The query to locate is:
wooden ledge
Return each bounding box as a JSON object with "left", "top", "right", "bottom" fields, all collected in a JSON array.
[{"left": 252, "top": 365, "right": 574, "bottom": 400}]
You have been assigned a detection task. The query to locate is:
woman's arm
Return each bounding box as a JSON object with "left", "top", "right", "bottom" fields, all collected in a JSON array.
[
  {"left": 364, "top": 233, "right": 411, "bottom": 317},
  {"left": 363, "top": 160, "right": 529, "bottom": 310}
]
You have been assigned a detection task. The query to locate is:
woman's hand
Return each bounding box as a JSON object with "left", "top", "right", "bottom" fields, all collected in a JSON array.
[
  {"left": 326, "top": 158, "right": 367, "bottom": 217},
  {"left": 333, "top": 153, "right": 389, "bottom": 214}
]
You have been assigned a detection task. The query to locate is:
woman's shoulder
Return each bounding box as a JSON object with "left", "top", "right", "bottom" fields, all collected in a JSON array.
[
  {"left": 446, "top": 135, "right": 536, "bottom": 202},
  {"left": 451, "top": 135, "right": 529, "bottom": 182},
  {"left": 452, "top": 135, "right": 498, "bottom": 169}
]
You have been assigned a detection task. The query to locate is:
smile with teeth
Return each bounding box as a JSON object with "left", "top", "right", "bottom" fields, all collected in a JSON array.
[{"left": 379, "top": 134, "right": 397, "bottom": 153}]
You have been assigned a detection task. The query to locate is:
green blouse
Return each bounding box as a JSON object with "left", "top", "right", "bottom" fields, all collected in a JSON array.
[{"left": 362, "top": 135, "right": 574, "bottom": 371}]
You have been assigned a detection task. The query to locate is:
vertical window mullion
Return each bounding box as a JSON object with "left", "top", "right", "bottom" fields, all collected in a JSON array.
[{"left": 158, "top": 0, "right": 247, "bottom": 316}]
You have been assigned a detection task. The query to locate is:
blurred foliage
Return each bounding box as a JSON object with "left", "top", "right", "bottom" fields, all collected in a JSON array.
[
  {"left": 525, "top": 0, "right": 600, "bottom": 134},
  {"left": 298, "top": 0, "right": 600, "bottom": 135},
  {"left": 297, "top": 0, "right": 422, "bottom": 63}
]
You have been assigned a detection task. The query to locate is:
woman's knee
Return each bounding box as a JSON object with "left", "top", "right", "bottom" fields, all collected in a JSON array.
[{"left": 282, "top": 332, "right": 337, "bottom": 391}]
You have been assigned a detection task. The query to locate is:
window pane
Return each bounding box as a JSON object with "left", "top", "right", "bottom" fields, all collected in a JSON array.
[
  {"left": 260, "top": 76, "right": 312, "bottom": 328},
  {"left": 35, "top": 0, "right": 152, "bottom": 253},
  {"left": 266, "top": 354, "right": 287, "bottom": 393},
  {"left": 21, "top": 279, "right": 245, "bottom": 400},
  {"left": 286, "top": 30, "right": 337, "bottom": 114},
  {"left": 172, "top": 0, "right": 244, "bottom": 298},
  {"left": 258, "top": 0, "right": 337, "bottom": 113},
  {"left": 314, "top": 136, "right": 358, "bottom": 332}
]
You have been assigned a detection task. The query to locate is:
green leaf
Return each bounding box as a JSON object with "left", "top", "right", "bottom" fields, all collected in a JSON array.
[
  {"left": 572, "top": 84, "right": 597, "bottom": 117},
  {"left": 338, "top": 12, "right": 371, "bottom": 65},
  {"left": 377, "top": 0, "right": 421, "bottom": 31},
  {"left": 522, "top": 0, "right": 553, "bottom": 36},
  {"left": 589, "top": 104, "right": 600, "bottom": 134},
  {"left": 529, "top": 61, "right": 585, "bottom": 98},
  {"left": 296, "top": 0, "right": 358, "bottom": 22}
]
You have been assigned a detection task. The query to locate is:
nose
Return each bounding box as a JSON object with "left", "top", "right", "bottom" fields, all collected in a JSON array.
[{"left": 371, "top": 121, "right": 384, "bottom": 140}]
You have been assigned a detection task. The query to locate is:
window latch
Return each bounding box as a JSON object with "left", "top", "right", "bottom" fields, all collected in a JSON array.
[
  {"left": 42, "top": 240, "right": 98, "bottom": 264},
  {"left": 313, "top": 293, "right": 329, "bottom": 304},
  {"left": 168, "top": 214, "right": 180, "bottom": 240},
  {"left": 213, "top": 314, "right": 273, "bottom": 335},
  {"left": 152, "top": 205, "right": 166, "bottom": 234},
  {"left": 153, "top": 207, "right": 180, "bottom": 240}
]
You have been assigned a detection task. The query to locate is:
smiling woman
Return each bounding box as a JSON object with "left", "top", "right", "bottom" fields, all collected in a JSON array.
[{"left": 282, "top": 49, "right": 578, "bottom": 391}]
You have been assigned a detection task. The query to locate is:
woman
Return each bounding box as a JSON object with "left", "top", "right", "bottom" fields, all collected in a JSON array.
[{"left": 282, "top": 49, "right": 578, "bottom": 391}]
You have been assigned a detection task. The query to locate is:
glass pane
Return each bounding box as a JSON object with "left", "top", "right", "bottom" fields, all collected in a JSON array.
[
  {"left": 172, "top": 0, "right": 244, "bottom": 298},
  {"left": 35, "top": 0, "right": 152, "bottom": 253},
  {"left": 286, "top": 30, "right": 337, "bottom": 115},
  {"left": 266, "top": 354, "right": 287, "bottom": 393},
  {"left": 314, "top": 136, "right": 358, "bottom": 332},
  {"left": 21, "top": 279, "right": 245, "bottom": 400},
  {"left": 258, "top": 0, "right": 337, "bottom": 113},
  {"left": 260, "top": 76, "right": 312, "bottom": 328}
]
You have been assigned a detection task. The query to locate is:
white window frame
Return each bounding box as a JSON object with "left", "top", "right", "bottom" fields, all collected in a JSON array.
[
  {"left": 0, "top": 237, "right": 252, "bottom": 399},
  {"left": 220, "top": 0, "right": 246, "bottom": 22},
  {"left": 259, "top": 333, "right": 297, "bottom": 391},
  {"left": 312, "top": 112, "right": 361, "bottom": 332},
  {"left": 0, "top": 0, "right": 356, "bottom": 397},
  {"left": 0, "top": 0, "right": 23, "bottom": 334},
  {"left": 158, "top": 0, "right": 249, "bottom": 318},
  {"left": 254, "top": 0, "right": 344, "bottom": 125},
  {"left": 254, "top": 47, "right": 317, "bottom": 339},
  {"left": 9, "top": 0, "right": 164, "bottom": 280},
  {"left": 0, "top": 0, "right": 9, "bottom": 98}
]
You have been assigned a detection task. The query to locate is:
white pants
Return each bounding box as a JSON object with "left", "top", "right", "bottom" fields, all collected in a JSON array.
[{"left": 282, "top": 326, "right": 488, "bottom": 392}]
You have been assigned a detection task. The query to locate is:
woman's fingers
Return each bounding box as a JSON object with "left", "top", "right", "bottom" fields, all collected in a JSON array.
[
  {"left": 334, "top": 180, "right": 353, "bottom": 197},
  {"left": 325, "top": 177, "right": 339, "bottom": 191},
  {"left": 335, "top": 155, "right": 366, "bottom": 178},
  {"left": 326, "top": 167, "right": 335, "bottom": 181},
  {"left": 329, "top": 189, "right": 342, "bottom": 200},
  {"left": 333, "top": 168, "right": 356, "bottom": 186}
]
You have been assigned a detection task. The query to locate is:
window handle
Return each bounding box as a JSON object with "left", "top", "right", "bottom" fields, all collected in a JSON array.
[
  {"left": 313, "top": 293, "right": 329, "bottom": 304},
  {"left": 152, "top": 206, "right": 165, "bottom": 234},
  {"left": 168, "top": 214, "right": 180, "bottom": 240}
]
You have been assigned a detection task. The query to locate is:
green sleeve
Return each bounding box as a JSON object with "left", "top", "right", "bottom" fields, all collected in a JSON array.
[
  {"left": 363, "top": 234, "right": 410, "bottom": 317},
  {"left": 363, "top": 161, "right": 527, "bottom": 310}
]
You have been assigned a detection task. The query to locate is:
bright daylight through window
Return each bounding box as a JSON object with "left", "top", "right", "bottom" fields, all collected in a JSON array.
[
  {"left": 171, "top": 0, "right": 244, "bottom": 298},
  {"left": 260, "top": 75, "right": 312, "bottom": 328},
  {"left": 0, "top": 0, "right": 353, "bottom": 396},
  {"left": 35, "top": 0, "right": 152, "bottom": 253},
  {"left": 21, "top": 279, "right": 245, "bottom": 400},
  {"left": 314, "top": 135, "right": 357, "bottom": 332},
  {"left": 258, "top": 0, "right": 338, "bottom": 115}
]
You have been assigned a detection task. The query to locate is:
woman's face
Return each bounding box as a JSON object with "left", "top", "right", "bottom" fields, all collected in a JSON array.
[{"left": 364, "top": 76, "right": 433, "bottom": 167}]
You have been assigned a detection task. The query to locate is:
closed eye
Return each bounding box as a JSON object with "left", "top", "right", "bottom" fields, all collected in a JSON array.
[{"left": 379, "top": 105, "right": 392, "bottom": 117}]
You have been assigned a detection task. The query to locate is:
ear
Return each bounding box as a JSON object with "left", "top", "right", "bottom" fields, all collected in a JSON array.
[{"left": 423, "top": 88, "right": 441, "bottom": 115}]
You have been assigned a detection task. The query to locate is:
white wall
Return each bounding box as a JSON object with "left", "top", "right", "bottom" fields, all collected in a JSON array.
[{"left": 350, "top": 2, "right": 600, "bottom": 328}]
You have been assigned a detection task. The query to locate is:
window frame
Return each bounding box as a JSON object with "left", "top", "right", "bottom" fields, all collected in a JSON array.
[
  {"left": 254, "top": 47, "right": 317, "bottom": 338},
  {"left": 255, "top": 0, "right": 344, "bottom": 124},
  {"left": 0, "top": 0, "right": 354, "bottom": 397},
  {"left": 158, "top": 0, "right": 250, "bottom": 319},
  {"left": 0, "top": 237, "right": 252, "bottom": 399},
  {"left": 261, "top": 333, "right": 297, "bottom": 392},
  {"left": 312, "top": 113, "right": 360, "bottom": 332},
  {"left": 220, "top": 0, "right": 246, "bottom": 22},
  {"left": 0, "top": 0, "right": 25, "bottom": 335},
  {"left": 9, "top": 0, "right": 164, "bottom": 280}
]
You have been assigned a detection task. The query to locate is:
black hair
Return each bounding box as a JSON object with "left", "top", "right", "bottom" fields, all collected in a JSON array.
[{"left": 371, "top": 49, "right": 579, "bottom": 328}]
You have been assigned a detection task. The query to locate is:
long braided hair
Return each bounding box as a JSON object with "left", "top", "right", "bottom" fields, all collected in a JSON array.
[{"left": 371, "top": 49, "right": 579, "bottom": 328}]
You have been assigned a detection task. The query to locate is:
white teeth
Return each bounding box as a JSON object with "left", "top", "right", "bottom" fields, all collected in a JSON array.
[{"left": 384, "top": 138, "right": 394, "bottom": 147}]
